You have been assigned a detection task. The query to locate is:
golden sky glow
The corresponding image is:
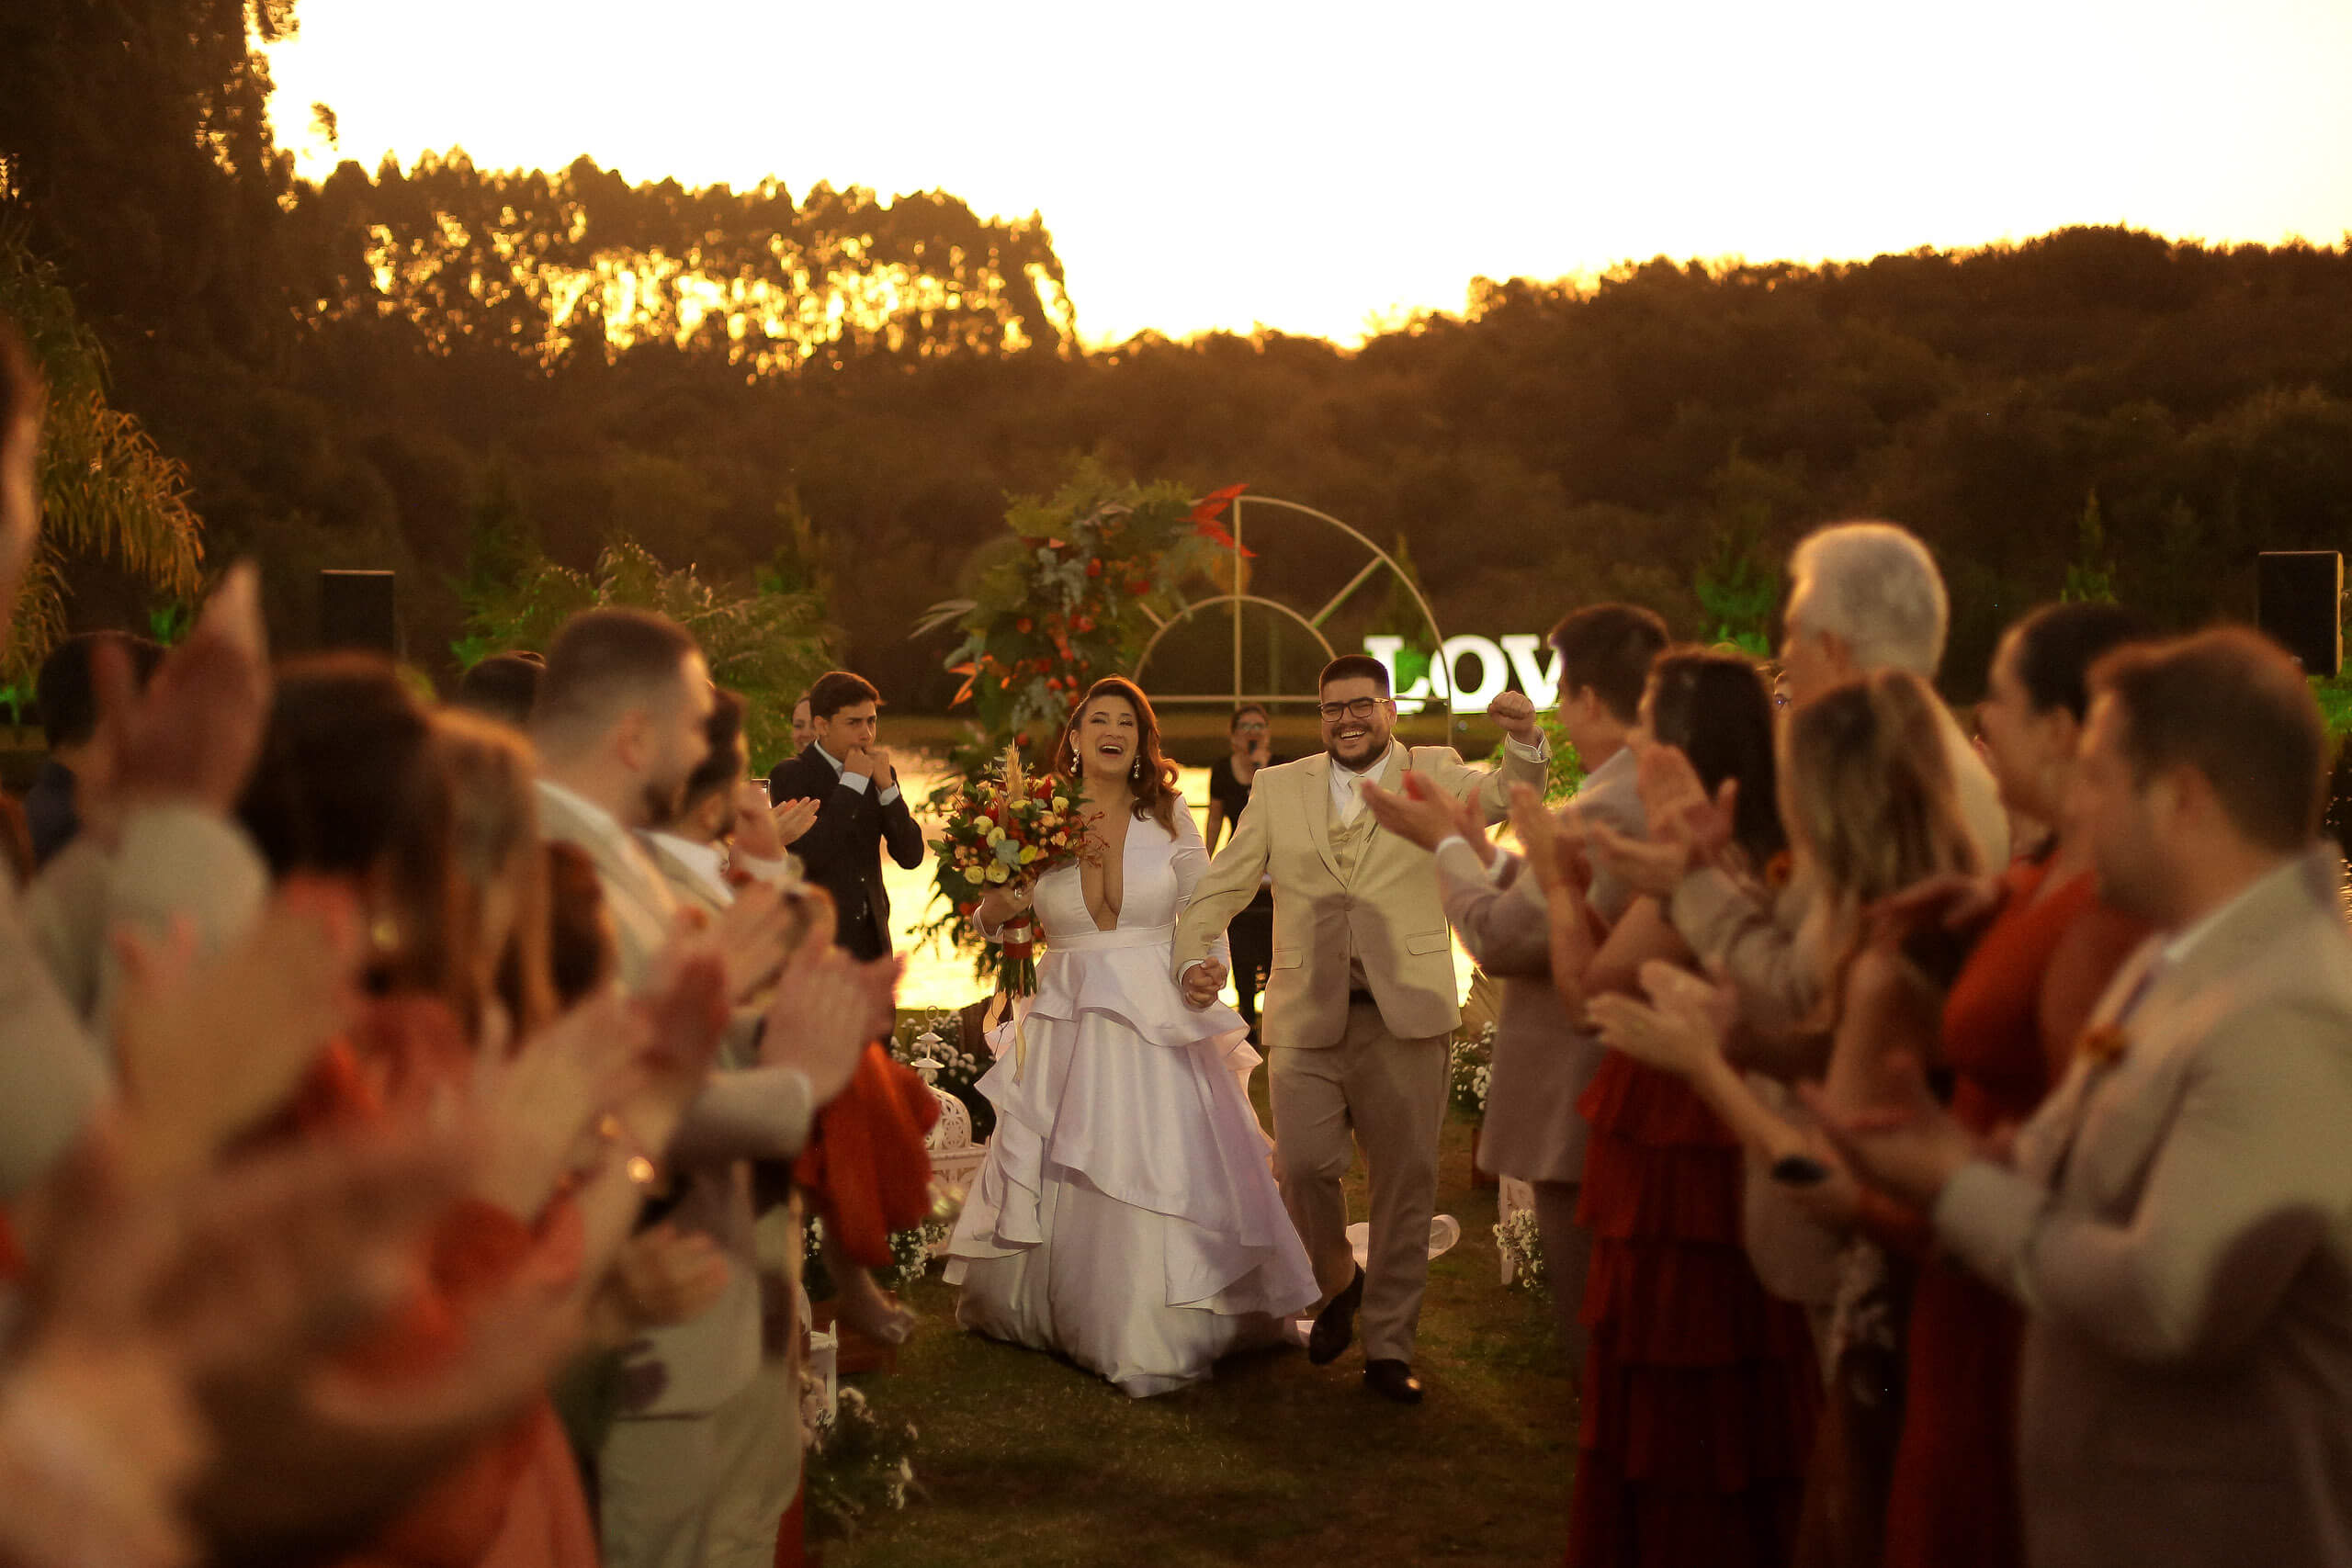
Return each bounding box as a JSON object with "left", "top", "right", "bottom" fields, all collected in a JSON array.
[{"left": 265, "top": 0, "right": 2352, "bottom": 348}]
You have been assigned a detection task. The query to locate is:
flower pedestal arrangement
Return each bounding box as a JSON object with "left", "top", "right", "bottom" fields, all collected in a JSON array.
[
  {"left": 1495, "top": 1179, "right": 1544, "bottom": 1290},
  {"left": 812, "top": 1297, "right": 905, "bottom": 1377},
  {"left": 1450, "top": 1021, "right": 1498, "bottom": 1190}
]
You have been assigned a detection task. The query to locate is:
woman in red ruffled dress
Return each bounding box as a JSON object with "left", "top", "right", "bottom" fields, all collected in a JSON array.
[{"left": 1518, "top": 649, "right": 1818, "bottom": 1567}]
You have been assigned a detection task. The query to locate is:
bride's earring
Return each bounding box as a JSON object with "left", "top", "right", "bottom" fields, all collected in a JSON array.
[{"left": 1131, "top": 756, "right": 1145, "bottom": 781}]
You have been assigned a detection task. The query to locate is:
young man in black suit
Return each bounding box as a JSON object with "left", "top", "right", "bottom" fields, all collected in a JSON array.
[{"left": 765, "top": 671, "right": 925, "bottom": 960}]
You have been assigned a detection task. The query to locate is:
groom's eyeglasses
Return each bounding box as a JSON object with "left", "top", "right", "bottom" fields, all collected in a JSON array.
[{"left": 1317, "top": 698, "right": 1387, "bottom": 722}]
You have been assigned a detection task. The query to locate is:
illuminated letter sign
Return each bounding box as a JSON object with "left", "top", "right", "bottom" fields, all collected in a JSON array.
[{"left": 1363, "top": 634, "right": 1563, "bottom": 716}]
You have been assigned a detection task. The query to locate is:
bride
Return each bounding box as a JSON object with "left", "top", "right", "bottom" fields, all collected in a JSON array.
[{"left": 941, "top": 676, "right": 1319, "bottom": 1396}]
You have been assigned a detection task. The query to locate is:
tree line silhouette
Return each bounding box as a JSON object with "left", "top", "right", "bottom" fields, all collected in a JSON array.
[{"left": 6, "top": 0, "right": 2352, "bottom": 705}]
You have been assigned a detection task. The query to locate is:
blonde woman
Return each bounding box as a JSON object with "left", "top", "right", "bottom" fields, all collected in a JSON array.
[{"left": 1585, "top": 669, "right": 1980, "bottom": 1568}]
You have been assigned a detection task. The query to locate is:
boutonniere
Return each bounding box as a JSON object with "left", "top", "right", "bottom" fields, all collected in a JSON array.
[{"left": 2077, "top": 1022, "right": 2132, "bottom": 1067}]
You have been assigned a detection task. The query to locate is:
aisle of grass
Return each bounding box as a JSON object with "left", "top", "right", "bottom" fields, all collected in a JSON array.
[{"left": 826, "top": 1101, "right": 1576, "bottom": 1568}]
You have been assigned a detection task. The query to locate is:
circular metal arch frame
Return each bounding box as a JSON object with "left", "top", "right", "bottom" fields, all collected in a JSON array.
[{"left": 1131, "top": 494, "right": 1445, "bottom": 708}]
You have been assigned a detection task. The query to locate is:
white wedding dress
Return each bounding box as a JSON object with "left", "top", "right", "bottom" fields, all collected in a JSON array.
[{"left": 941, "top": 808, "right": 1318, "bottom": 1397}]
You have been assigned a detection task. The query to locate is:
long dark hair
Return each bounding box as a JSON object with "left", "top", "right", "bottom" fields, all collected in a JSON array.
[
  {"left": 239, "top": 656, "right": 559, "bottom": 1040},
  {"left": 239, "top": 656, "right": 458, "bottom": 1008},
  {"left": 1052, "top": 676, "right": 1182, "bottom": 834},
  {"left": 2010, "top": 601, "right": 2157, "bottom": 721},
  {"left": 1645, "top": 649, "right": 1786, "bottom": 870}
]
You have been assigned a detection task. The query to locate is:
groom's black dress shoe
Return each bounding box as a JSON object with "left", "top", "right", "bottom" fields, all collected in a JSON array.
[
  {"left": 1306, "top": 1266, "right": 1364, "bottom": 1366},
  {"left": 1363, "top": 1359, "right": 1423, "bottom": 1404}
]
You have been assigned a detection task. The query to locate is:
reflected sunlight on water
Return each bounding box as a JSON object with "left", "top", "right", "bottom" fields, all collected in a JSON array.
[{"left": 883, "top": 760, "right": 1480, "bottom": 1012}]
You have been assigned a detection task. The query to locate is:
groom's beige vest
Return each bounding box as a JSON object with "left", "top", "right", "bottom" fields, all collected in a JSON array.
[{"left": 1172, "top": 740, "right": 1546, "bottom": 1049}]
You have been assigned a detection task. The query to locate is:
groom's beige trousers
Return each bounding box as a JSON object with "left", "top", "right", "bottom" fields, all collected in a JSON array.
[{"left": 1269, "top": 997, "right": 1449, "bottom": 1364}]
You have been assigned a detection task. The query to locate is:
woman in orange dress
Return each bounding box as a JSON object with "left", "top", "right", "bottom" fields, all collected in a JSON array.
[
  {"left": 1873, "top": 603, "right": 2152, "bottom": 1568},
  {"left": 238, "top": 660, "right": 710, "bottom": 1568}
]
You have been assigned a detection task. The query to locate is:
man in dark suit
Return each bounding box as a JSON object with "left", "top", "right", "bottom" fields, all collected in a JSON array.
[{"left": 765, "top": 671, "right": 923, "bottom": 960}]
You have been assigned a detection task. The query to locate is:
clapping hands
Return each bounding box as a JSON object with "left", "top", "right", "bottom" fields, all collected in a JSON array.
[
  {"left": 1799, "top": 1051, "right": 1980, "bottom": 1212},
  {"left": 730, "top": 787, "right": 820, "bottom": 862},
  {"left": 1361, "top": 771, "right": 1489, "bottom": 857},
  {"left": 1506, "top": 784, "right": 1588, "bottom": 895},
  {"left": 759, "top": 908, "right": 900, "bottom": 1107},
  {"left": 1586, "top": 958, "right": 1736, "bottom": 1078},
  {"left": 109, "top": 878, "right": 366, "bottom": 1186}
]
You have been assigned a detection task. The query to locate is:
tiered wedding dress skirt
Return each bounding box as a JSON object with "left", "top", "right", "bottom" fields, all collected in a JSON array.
[{"left": 942, "top": 922, "right": 1319, "bottom": 1397}]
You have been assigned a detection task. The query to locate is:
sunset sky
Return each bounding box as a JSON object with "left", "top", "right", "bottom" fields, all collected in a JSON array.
[{"left": 264, "top": 0, "right": 2352, "bottom": 348}]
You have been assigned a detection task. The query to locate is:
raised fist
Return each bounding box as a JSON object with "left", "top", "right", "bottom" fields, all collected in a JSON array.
[{"left": 1487, "top": 690, "right": 1539, "bottom": 739}]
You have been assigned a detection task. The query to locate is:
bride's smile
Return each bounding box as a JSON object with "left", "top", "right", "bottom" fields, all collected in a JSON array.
[{"left": 1078, "top": 700, "right": 1139, "bottom": 780}]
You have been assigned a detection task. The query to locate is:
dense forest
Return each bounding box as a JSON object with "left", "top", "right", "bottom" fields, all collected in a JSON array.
[{"left": 6, "top": 0, "right": 2352, "bottom": 706}]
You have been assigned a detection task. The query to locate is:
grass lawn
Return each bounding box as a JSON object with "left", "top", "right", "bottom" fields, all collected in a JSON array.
[{"left": 821, "top": 1098, "right": 1577, "bottom": 1568}]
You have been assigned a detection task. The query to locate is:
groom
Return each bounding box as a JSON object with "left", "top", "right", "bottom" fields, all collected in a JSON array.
[{"left": 1173, "top": 654, "right": 1550, "bottom": 1403}]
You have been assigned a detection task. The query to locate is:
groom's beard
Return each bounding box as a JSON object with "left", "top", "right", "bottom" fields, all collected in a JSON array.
[{"left": 1325, "top": 724, "right": 1391, "bottom": 770}]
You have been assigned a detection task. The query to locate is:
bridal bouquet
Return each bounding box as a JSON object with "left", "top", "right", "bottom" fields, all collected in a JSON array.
[{"left": 933, "top": 743, "right": 1097, "bottom": 997}]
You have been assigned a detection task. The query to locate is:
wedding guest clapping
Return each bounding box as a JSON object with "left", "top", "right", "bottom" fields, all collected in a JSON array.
[
  {"left": 26, "top": 630, "right": 163, "bottom": 865},
  {"left": 1361, "top": 602, "right": 1667, "bottom": 1388},
  {"left": 1813, "top": 629, "right": 2352, "bottom": 1568},
  {"left": 1585, "top": 669, "right": 1979, "bottom": 1568},
  {"left": 764, "top": 671, "right": 923, "bottom": 964},
  {"left": 1511, "top": 649, "right": 1819, "bottom": 1568},
  {"left": 1860, "top": 603, "right": 2154, "bottom": 1568},
  {"left": 1597, "top": 523, "right": 2006, "bottom": 1061},
  {"left": 529, "top": 611, "right": 891, "bottom": 1568}
]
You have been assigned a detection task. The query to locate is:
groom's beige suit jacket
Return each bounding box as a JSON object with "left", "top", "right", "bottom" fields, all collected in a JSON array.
[
  {"left": 1172, "top": 741, "right": 1547, "bottom": 1047},
  {"left": 1933, "top": 845, "right": 2352, "bottom": 1568}
]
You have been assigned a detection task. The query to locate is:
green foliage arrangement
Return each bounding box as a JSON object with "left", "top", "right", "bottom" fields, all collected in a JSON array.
[
  {"left": 1694, "top": 519, "right": 1777, "bottom": 658},
  {"left": 916, "top": 463, "right": 1237, "bottom": 761},
  {"left": 910, "top": 462, "right": 1238, "bottom": 980},
  {"left": 2062, "top": 493, "right": 2120, "bottom": 605},
  {"left": 0, "top": 230, "right": 205, "bottom": 687},
  {"left": 454, "top": 532, "right": 834, "bottom": 773},
  {"left": 2311, "top": 669, "right": 2352, "bottom": 741},
  {"left": 1487, "top": 710, "right": 1586, "bottom": 803}
]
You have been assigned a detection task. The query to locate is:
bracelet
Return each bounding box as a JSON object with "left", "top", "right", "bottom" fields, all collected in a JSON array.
[{"left": 596, "top": 1114, "right": 659, "bottom": 1189}]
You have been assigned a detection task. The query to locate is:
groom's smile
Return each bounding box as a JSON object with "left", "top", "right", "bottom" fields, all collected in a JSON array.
[{"left": 1318, "top": 674, "right": 1397, "bottom": 769}]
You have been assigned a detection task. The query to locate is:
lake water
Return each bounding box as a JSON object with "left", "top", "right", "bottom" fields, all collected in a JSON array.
[{"left": 882, "top": 760, "right": 1480, "bottom": 1012}]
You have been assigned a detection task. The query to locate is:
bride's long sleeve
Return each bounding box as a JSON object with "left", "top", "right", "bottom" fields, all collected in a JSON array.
[{"left": 1170, "top": 810, "right": 1233, "bottom": 970}]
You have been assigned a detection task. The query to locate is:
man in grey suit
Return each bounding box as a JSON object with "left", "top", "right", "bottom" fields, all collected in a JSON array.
[
  {"left": 532, "top": 610, "right": 882, "bottom": 1568},
  {"left": 1363, "top": 603, "right": 1666, "bottom": 1382},
  {"left": 1821, "top": 627, "right": 2352, "bottom": 1568}
]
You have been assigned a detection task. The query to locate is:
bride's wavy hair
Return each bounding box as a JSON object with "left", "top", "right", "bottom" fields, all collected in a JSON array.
[{"left": 1052, "top": 676, "right": 1182, "bottom": 833}]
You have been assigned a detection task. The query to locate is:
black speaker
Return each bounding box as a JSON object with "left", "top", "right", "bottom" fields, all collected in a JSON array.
[
  {"left": 2256, "top": 552, "right": 2341, "bottom": 676},
  {"left": 319, "top": 570, "right": 399, "bottom": 657}
]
